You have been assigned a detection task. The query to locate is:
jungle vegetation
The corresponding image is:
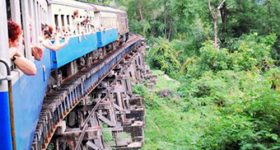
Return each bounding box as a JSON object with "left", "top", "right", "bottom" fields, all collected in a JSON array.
[{"left": 85, "top": 0, "right": 280, "bottom": 149}]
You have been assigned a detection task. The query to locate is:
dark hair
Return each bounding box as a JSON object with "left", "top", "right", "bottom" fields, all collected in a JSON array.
[
  {"left": 8, "top": 20, "right": 22, "bottom": 42},
  {"left": 42, "top": 24, "right": 53, "bottom": 38},
  {"left": 41, "top": 24, "right": 49, "bottom": 31},
  {"left": 72, "top": 10, "right": 79, "bottom": 19}
]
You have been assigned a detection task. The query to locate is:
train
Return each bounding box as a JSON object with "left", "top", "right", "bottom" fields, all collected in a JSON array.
[{"left": 0, "top": 0, "right": 131, "bottom": 149}]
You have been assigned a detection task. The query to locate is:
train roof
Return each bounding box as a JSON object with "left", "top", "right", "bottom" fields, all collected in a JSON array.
[
  {"left": 47, "top": 0, "right": 126, "bottom": 14},
  {"left": 47, "top": 0, "right": 94, "bottom": 10},
  {"left": 89, "top": 4, "right": 127, "bottom": 14}
]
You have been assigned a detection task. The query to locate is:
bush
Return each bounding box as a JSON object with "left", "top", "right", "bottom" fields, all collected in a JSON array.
[
  {"left": 144, "top": 33, "right": 280, "bottom": 149},
  {"left": 148, "top": 38, "right": 181, "bottom": 78}
]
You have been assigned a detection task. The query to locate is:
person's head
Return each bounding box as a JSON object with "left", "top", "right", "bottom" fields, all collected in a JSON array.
[
  {"left": 73, "top": 10, "right": 79, "bottom": 18},
  {"left": 8, "top": 20, "right": 22, "bottom": 48},
  {"left": 42, "top": 24, "right": 53, "bottom": 39},
  {"left": 41, "top": 23, "right": 47, "bottom": 31},
  {"left": 56, "top": 26, "right": 60, "bottom": 32}
]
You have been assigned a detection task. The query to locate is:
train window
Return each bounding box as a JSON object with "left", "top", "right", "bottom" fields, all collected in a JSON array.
[
  {"left": 61, "top": 15, "right": 65, "bottom": 27},
  {"left": 27, "top": 1, "right": 34, "bottom": 37},
  {"left": 6, "top": 0, "right": 11, "bottom": 19},
  {"left": 31, "top": 0, "right": 36, "bottom": 44},
  {"left": 18, "top": 0, "right": 27, "bottom": 57},
  {"left": 39, "top": 7, "right": 42, "bottom": 27},
  {"left": 38, "top": 5, "right": 42, "bottom": 36},
  {"left": 40, "top": 7, "right": 44, "bottom": 36},
  {"left": 42, "top": 10, "right": 45, "bottom": 25},
  {"left": 66, "top": 15, "right": 70, "bottom": 26},
  {"left": 54, "top": 15, "right": 59, "bottom": 29},
  {"left": 33, "top": 1, "right": 38, "bottom": 43},
  {"left": 27, "top": 0, "right": 32, "bottom": 19},
  {"left": 43, "top": 10, "right": 46, "bottom": 31},
  {"left": 5, "top": 0, "right": 13, "bottom": 69},
  {"left": 37, "top": 2, "right": 41, "bottom": 42}
]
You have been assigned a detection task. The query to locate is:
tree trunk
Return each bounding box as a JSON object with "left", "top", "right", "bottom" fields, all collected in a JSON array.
[
  {"left": 163, "top": 2, "right": 168, "bottom": 39},
  {"left": 220, "top": 2, "right": 228, "bottom": 33},
  {"left": 167, "top": 25, "right": 172, "bottom": 40},
  {"left": 208, "top": 0, "right": 225, "bottom": 49},
  {"left": 267, "top": 1, "right": 272, "bottom": 33},
  {"left": 138, "top": 4, "right": 144, "bottom": 21},
  {"left": 213, "top": 17, "right": 218, "bottom": 49}
]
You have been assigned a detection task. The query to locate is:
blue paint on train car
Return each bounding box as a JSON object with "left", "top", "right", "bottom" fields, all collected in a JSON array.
[
  {"left": 0, "top": 91, "right": 12, "bottom": 150},
  {"left": 97, "top": 28, "right": 118, "bottom": 48},
  {"left": 51, "top": 33, "right": 98, "bottom": 69},
  {"left": 12, "top": 49, "right": 52, "bottom": 149}
]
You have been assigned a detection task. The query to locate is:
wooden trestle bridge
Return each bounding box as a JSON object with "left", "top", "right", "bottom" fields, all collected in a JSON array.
[{"left": 32, "top": 35, "right": 157, "bottom": 150}]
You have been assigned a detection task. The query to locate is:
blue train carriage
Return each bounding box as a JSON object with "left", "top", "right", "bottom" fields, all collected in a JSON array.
[
  {"left": 115, "top": 9, "right": 130, "bottom": 43},
  {"left": 0, "top": 0, "right": 129, "bottom": 149},
  {"left": 1, "top": 0, "right": 52, "bottom": 149},
  {"left": 48, "top": 0, "right": 98, "bottom": 70},
  {"left": 0, "top": 2, "right": 13, "bottom": 150},
  {"left": 91, "top": 5, "right": 120, "bottom": 48}
]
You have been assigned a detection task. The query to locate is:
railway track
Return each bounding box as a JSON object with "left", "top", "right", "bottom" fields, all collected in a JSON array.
[{"left": 32, "top": 35, "right": 156, "bottom": 150}]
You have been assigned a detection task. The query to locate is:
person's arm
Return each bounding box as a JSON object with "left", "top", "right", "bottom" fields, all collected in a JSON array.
[
  {"left": 12, "top": 51, "right": 37, "bottom": 76},
  {"left": 42, "top": 38, "right": 69, "bottom": 51}
]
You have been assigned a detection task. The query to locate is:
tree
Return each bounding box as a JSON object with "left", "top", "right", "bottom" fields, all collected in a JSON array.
[{"left": 208, "top": 0, "right": 225, "bottom": 49}]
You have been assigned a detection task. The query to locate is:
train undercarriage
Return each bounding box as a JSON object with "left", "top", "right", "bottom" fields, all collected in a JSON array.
[{"left": 32, "top": 35, "right": 157, "bottom": 150}]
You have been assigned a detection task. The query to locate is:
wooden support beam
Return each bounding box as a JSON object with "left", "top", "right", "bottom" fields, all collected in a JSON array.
[
  {"left": 86, "top": 141, "right": 101, "bottom": 150},
  {"left": 56, "top": 126, "right": 101, "bottom": 136},
  {"left": 97, "top": 113, "right": 116, "bottom": 127}
]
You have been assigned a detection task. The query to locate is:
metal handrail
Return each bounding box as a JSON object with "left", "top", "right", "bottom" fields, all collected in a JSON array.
[{"left": 0, "top": 60, "right": 17, "bottom": 150}]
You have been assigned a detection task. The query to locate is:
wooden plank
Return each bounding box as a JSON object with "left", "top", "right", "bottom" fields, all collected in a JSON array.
[{"left": 86, "top": 141, "right": 101, "bottom": 150}]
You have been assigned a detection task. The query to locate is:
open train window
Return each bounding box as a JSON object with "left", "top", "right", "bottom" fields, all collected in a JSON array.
[
  {"left": 66, "top": 15, "right": 70, "bottom": 26},
  {"left": 61, "top": 15, "right": 65, "bottom": 27},
  {"left": 54, "top": 14, "right": 59, "bottom": 28},
  {"left": 19, "top": 0, "right": 27, "bottom": 57},
  {"left": 6, "top": 0, "right": 28, "bottom": 69},
  {"left": 6, "top": 0, "right": 12, "bottom": 69},
  {"left": 5, "top": 0, "right": 11, "bottom": 19}
]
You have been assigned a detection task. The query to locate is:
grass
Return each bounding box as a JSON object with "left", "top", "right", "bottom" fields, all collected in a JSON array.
[
  {"left": 135, "top": 70, "right": 210, "bottom": 150},
  {"left": 152, "top": 70, "right": 180, "bottom": 92}
]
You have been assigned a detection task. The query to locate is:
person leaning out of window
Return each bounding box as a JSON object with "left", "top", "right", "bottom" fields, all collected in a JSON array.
[
  {"left": 8, "top": 20, "right": 41, "bottom": 76},
  {"left": 41, "top": 24, "right": 69, "bottom": 51}
]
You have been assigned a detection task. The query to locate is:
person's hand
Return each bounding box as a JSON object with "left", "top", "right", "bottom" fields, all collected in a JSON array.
[
  {"left": 64, "top": 36, "right": 69, "bottom": 44},
  {"left": 32, "top": 46, "right": 43, "bottom": 61}
]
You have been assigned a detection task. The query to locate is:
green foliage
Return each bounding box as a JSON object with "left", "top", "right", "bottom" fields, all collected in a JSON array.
[
  {"left": 184, "top": 34, "right": 276, "bottom": 78},
  {"left": 199, "top": 115, "right": 255, "bottom": 149},
  {"left": 134, "top": 71, "right": 205, "bottom": 150},
  {"left": 147, "top": 38, "right": 181, "bottom": 78},
  {"left": 175, "top": 34, "right": 280, "bottom": 149},
  {"left": 102, "top": 128, "right": 113, "bottom": 143},
  {"left": 139, "top": 33, "right": 280, "bottom": 149},
  {"left": 133, "top": 84, "right": 159, "bottom": 109},
  {"left": 152, "top": 70, "right": 180, "bottom": 92}
]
